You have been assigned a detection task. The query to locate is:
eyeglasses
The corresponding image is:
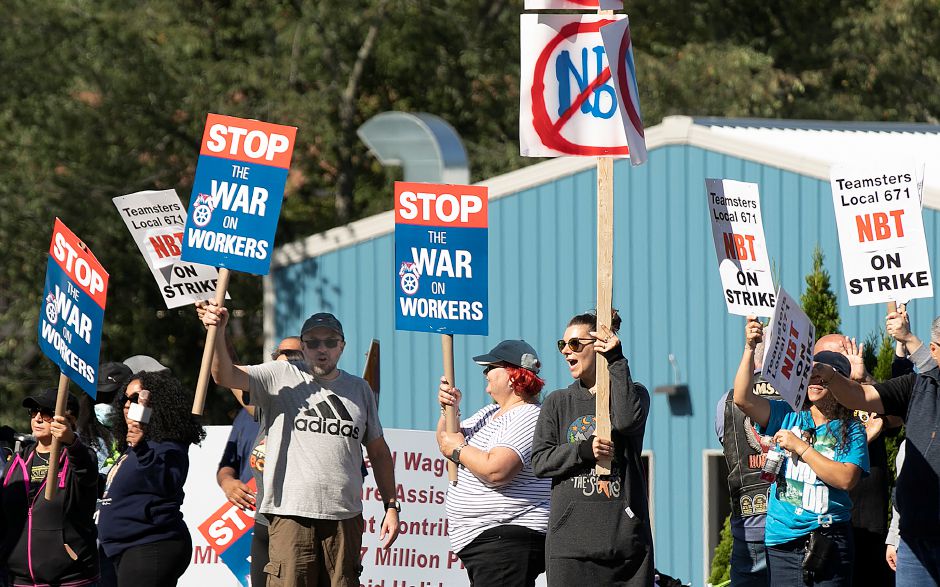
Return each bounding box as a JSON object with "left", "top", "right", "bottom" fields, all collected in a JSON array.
[
  {"left": 483, "top": 364, "right": 506, "bottom": 375},
  {"left": 303, "top": 337, "right": 342, "bottom": 349},
  {"left": 557, "top": 337, "right": 596, "bottom": 353},
  {"left": 27, "top": 408, "right": 54, "bottom": 422}
]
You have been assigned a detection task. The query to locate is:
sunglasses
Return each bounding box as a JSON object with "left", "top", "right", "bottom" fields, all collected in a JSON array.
[
  {"left": 27, "top": 408, "right": 54, "bottom": 421},
  {"left": 483, "top": 364, "right": 506, "bottom": 375},
  {"left": 557, "top": 337, "right": 596, "bottom": 353},
  {"left": 303, "top": 337, "right": 342, "bottom": 349}
]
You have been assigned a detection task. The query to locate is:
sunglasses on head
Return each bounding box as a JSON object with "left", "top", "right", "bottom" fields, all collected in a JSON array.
[
  {"left": 303, "top": 337, "right": 342, "bottom": 349},
  {"left": 27, "top": 407, "right": 54, "bottom": 421},
  {"left": 557, "top": 337, "right": 596, "bottom": 353}
]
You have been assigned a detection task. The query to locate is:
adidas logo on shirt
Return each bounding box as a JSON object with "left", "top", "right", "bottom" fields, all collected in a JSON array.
[{"left": 293, "top": 393, "right": 361, "bottom": 439}]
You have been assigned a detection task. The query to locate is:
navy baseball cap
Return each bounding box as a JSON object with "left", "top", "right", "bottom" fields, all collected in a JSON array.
[
  {"left": 814, "top": 351, "right": 852, "bottom": 378},
  {"left": 301, "top": 313, "right": 344, "bottom": 339},
  {"left": 23, "top": 388, "right": 80, "bottom": 415},
  {"left": 473, "top": 340, "right": 541, "bottom": 374}
]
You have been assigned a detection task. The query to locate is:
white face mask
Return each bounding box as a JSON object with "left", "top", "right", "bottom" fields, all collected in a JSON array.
[{"left": 94, "top": 403, "right": 116, "bottom": 427}]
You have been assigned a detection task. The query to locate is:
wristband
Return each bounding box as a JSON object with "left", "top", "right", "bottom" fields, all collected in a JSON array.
[{"left": 799, "top": 445, "right": 813, "bottom": 459}]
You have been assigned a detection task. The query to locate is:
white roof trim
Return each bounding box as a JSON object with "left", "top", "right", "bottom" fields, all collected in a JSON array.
[{"left": 271, "top": 115, "right": 940, "bottom": 269}]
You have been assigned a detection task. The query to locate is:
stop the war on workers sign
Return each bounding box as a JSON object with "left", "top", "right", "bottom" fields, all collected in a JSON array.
[
  {"left": 395, "top": 182, "right": 488, "bottom": 336},
  {"left": 114, "top": 190, "right": 229, "bottom": 308},
  {"left": 829, "top": 161, "right": 933, "bottom": 305},
  {"left": 520, "top": 14, "right": 642, "bottom": 158},
  {"left": 180, "top": 113, "right": 297, "bottom": 275},
  {"left": 761, "top": 287, "right": 815, "bottom": 411},
  {"left": 706, "top": 179, "right": 776, "bottom": 317},
  {"left": 38, "top": 219, "right": 109, "bottom": 398}
]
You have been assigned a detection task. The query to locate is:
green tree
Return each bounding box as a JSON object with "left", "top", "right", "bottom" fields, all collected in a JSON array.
[
  {"left": 801, "top": 246, "right": 841, "bottom": 338},
  {"left": 708, "top": 514, "right": 732, "bottom": 586}
]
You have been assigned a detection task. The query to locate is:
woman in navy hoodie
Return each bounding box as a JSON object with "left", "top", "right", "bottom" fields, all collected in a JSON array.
[
  {"left": 97, "top": 371, "right": 204, "bottom": 587},
  {"left": 1, "top": 389, "right": 99, "bottom": 586}
]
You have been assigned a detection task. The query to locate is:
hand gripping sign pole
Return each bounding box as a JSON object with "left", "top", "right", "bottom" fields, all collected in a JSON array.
[
  {"left": 44, "top": 373, "right": 71, "bottom": 500},
  {"left": 441, "top": 335, "right": 459, "bottom": 483},
  {"left": 192, "top": 268, "right": 232, "bottom": 415},
  {"left": 179, "top": 114, "right": 296, "bottom": 415}
]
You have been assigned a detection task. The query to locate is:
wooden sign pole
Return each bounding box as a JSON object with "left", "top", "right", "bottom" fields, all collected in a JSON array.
[
  {"left": 192, "top": 267, "right": 232, "bottom": 415},
  {"left": 44, "top": 372, "right": 71, "bottom": 500},
  {"left": 595, "top": 157, "right": 614, "bottom": 475},
  {"left": 441, "top": 334, "right": 459, "bottom": 484}
]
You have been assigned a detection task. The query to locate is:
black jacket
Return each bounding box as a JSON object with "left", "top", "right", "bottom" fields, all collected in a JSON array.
[{"left": 1, "top": 439, "right": 99, "bottom": 585}]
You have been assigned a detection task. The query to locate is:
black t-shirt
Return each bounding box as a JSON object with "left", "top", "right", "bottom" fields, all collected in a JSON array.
[
  {"left": 29, "top": 452, "right": 51, "bottom": 502},
  {"left": 874, "top": 372, "right": 916, "bottom": 418}
]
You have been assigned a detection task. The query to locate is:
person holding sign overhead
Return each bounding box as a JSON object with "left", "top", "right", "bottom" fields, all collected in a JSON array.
[
  {"left": 734, "top": 317, "right": 868, "bottom": 586},
  {"left": 1, "top": 389, "right": 99, "bottom": 587},
  {"left": 436, "top": 339, "right": 552, "bottom": 586},
  {"left": 532, "top": 310, "right": 654, "bottom": 586},
  {"left": 97, "top": 370, "right": 205, "bottom": 587},
  {"left": 201, "top": 304, "right": 399, "bottom": 587}
]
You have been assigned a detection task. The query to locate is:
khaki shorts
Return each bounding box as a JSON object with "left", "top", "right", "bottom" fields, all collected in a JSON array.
[{"left": 265, "top": 514, "right": 364, "bottom": 587}]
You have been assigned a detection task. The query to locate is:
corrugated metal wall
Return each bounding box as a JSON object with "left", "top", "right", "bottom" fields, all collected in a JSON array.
[{"left": 271, "top": 144, "right": 940, "bottom": 585}]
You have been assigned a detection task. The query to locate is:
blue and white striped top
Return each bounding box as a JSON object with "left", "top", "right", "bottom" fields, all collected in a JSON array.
[{"left": 445, "top": 402, "right": 552, "bottom": 553}]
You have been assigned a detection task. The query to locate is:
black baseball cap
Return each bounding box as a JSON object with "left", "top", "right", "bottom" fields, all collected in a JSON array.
[
  {"left": 301, "top": 313, "right": 344, "bottom": 339},
  {"left": 98, "top": 362, "right": 133, "bottom": 403},
  {"left": 473, "top": 340, "right": 541, "bottom": 374},
  {"left": 814, "top": 351, "right": 851, "bottom": 378},
  {"left": 23, "top": 388, "right": 80, "bottom": 415}
]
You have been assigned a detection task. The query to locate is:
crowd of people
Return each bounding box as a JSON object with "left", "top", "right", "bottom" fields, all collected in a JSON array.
[
  {"left": 2, "top": 301, "right": 940, "bottom": 587},
  {"left": 720, "top": 304, "right": 940, "bottom": 586}
]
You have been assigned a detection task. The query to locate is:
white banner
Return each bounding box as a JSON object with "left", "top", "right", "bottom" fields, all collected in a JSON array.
[
  {"left": 179, "top": 428, "right": 544, "bottom": 587},
  {"left": 706, "top": 179, "right": 776, "bottom": 317},
  {"left": 829, "top": 162, "right": 933, "bottom": 306},
  {"left": 113, "top": 190, "right": 228, "bottom": 308},
  {"left": 761, "top": 287, "right": 815, "bottom": 411}
]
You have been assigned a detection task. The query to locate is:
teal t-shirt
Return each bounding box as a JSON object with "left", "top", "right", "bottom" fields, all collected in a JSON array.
[{"left": 760, "top": 401, "right": 869, "bottom": 546}]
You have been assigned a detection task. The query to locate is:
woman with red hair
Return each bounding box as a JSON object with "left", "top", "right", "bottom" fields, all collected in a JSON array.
[{"left": 437, "top": 339, "right": 552, "bottom": 586}]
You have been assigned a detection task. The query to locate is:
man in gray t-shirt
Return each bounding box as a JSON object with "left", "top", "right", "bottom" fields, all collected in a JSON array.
[{"left": 202, "top": 306, "right": 400, "bottom": 586}]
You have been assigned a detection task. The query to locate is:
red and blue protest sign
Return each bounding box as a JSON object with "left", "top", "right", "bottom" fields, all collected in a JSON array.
[
  {"left": 197, "top": 478, "right": 257, "bottom": 587},
  {"left": 520, "top": 14, "right": 641, "bottom": 158},
  {"left": 180, "top": 113, "right": 297, "bottom": 276},
  {"left": 38, "top": 218, "right": 109, "bottom": 398},
  {"left": 395, "top": 182, "right": 488, "bottom": 336}
]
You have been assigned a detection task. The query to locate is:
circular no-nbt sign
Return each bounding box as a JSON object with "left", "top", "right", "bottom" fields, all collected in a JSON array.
[{"left": 525, "top": 16, "right": 630, "bottom": 156}]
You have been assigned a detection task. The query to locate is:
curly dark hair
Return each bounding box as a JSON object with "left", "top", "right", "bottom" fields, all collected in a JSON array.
[
  {"left": 567, "top": 308, "right": 622, "bottom": 334},
  {"left": 111, "top": 371, "right": 206, "bottom": 452}
]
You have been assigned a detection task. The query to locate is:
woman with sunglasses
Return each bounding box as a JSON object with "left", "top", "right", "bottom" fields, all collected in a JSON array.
[
  {"left": 437, "top": 339, "right": 552, "bottom": 586},
  {"left": 532, "top": 310, "right": 654, "bottom": 586},
  {"left": 734, "top": 317, "right": 868, "bottom": 586},
  {"left": 1, "top": 389, "right": 100, "bottom": 586},
  {"left": 97, "top": 370, "right": 205, "bottom": 587}
]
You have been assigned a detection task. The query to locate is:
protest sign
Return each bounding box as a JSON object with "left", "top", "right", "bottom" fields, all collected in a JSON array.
[
  {"left": 114, "top": 190, "right": 228, "bottom": 308},
  {"left": 179, "top": 113, "right": 297, "bottom": 276},
  {"left": 829, "top": 162, "right": 932, "bottom": 306},
  {"left": 598, "top": 17, "right": 646, "bottom": 165},
  {"left": 706, "top": 179, "right": 776, "bottom": 317},
  {"left": 520, "top": 14, "right": 637, "bottom": 157},
  {"left": 524, "top": 0, "right": 623, "bottom": 8},
  {"left": 38, "top": 218, "right": 109, "bottom": 398},
  {"left": 394, "top": 182, "right": 488, "bottom": 336},
  {"left": 761, "top": 288, "right": 815, "bottom": 411},
  {"left": 181, "top": 428, "right": 519, "bottom": 587}
]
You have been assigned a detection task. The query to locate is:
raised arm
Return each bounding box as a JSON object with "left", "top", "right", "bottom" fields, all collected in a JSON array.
[
  {"left": 593, "top": 325, "right": 649, "bottom": 436},
  {"left": 812, "top": 364, "right": 885, "bottom": 413},
  {"left": 733, "top": 317, "right": 771, "bottom": 428},
  {"left": 199, "top": 302, "right": 250, "bottom": 392}
]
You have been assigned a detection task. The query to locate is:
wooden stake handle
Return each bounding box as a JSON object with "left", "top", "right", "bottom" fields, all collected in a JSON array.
[
  {"left": 44, "top": 373, "right": 70, "bottom": 500},
  {"left": 441, "top": 334, "right": 459, "bottom": 484},
  {"left": 596, "top": 157, "right": 614, "bottom": 475},
  {"left": 192, "top": 268, "right": 232, "bottom": 415},
  {"left": 887, "top": 301, "right": 898, "bottom": 314}
]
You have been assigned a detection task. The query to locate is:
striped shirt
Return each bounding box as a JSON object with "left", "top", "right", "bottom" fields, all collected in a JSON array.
[{"left": 445, "top": 402, "right": 551, "bottom": 552}]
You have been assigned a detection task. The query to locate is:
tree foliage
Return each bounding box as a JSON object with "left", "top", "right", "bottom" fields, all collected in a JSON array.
[
  {"left": 801, "top": 246, "right": 841, "bottom": 338},
  {"left": 3, "top": 1, "right": 940, "bottom": 427}
]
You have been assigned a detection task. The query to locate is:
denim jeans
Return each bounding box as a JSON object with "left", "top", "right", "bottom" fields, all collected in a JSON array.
[
  {"left": 766, "top": 522, "right": 853, "bottom": 587},
  {"left": 897, "top": 536, "right": 940, "bottom": 587},
  {"left": 730, "top": 537, "right": 769, "bottom": 587}
]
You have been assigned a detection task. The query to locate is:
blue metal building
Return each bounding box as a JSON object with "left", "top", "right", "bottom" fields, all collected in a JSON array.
[{"left": 264, "top": 116, "right": 940, "bottom": 585}]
